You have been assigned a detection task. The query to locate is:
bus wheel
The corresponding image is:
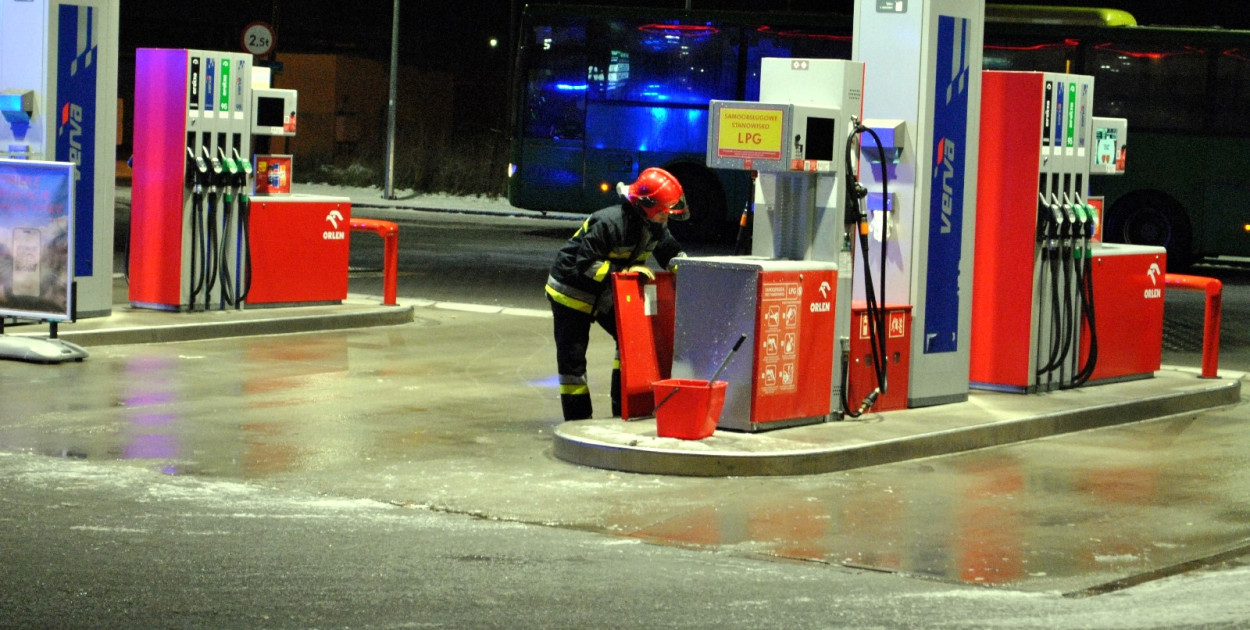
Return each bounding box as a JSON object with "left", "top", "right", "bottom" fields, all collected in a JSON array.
[
  {"left": 661, "top": 162, "right": 729, "bottom": 243},
  {"left": 1104, "top": 190, "right": 1194, "bottom": 270}
]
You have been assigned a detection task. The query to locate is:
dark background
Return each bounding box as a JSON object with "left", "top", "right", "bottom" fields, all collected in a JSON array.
[
  {"left": 113, "top": 1, "right": 1250, "bottom": 192},
  {"left": 118, "top": 1, "right": 1249, "bottom": 74}
]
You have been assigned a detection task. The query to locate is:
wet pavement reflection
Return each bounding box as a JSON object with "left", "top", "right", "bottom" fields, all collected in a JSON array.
[
  {"left": 1, "top": 307, "right": 1247, "bottom": 595},
  {"left": 620, "top": 414, "right": 1250, "bottom": 593}
]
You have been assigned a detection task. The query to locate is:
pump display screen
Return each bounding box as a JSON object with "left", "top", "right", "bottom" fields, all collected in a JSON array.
[
  {"left": 251, "top": 88, "right": 297, "bottom": 136},
  {"left": 803, "top": 117, "right": 835, "bottom": 161},
  {"left": 255, "top": 96, "right": 285, "bottom": 128}
]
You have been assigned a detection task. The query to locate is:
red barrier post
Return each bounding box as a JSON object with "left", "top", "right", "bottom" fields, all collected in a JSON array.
[
  {"left": 1164, "top": 273, "right": 1223, "bottom": 378},
  {"left": 349, "top": 219, "right": 400, "bottom": 306}
]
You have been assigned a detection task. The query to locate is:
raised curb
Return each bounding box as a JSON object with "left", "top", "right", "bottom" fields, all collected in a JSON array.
[
  {"left": 11, "top": 304, "right": 415, "bottom": 347},
  {"left": 554, "top": 371, "right": 1243, "bottom": 477}
]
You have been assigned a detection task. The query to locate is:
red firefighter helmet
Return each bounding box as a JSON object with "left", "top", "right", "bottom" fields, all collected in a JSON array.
[{"left": 619, "top": 167, "right": 688, "bottom": 221}]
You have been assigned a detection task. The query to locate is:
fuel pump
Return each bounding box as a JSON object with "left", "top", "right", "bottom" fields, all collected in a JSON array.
[
  {"left": 970, "top": 70, "right": 1125, "bottom": 393},
  {"left": 129, "top": 49, "right": 254, "bottom": 311},
  {"left": 677, "top": 58, "right": 863, "bottom": 432}
]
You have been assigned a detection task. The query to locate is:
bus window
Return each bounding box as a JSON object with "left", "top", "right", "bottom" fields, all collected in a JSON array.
[
  {"left": 1090, "top": 41, "right": 1207, "bottom": 132},
  {"left": 523, "top": 20, "right": 588, "bottom": 141},
  {"left": 1213, "top": 48, "right": 1250, "bottom": 135},
  {"left": 579, "top": 17, "right": 738, "bottom": 157},
  {"left": 982, "top": 38, "right": 1078, "bottom": 72},
  {"left": 587, "top": 19, "right": 738, "bottom": 106},
  {"left": 745, "top": 27, "right": 852, "bottom": 99}
]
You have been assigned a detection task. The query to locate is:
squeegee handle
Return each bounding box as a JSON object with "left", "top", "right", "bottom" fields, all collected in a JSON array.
[
  {"left": 653, "top": 333, "right": 747, "bottom": 415},
  {"left": 707, "top": 334, "right": 747, "bottom": 385}
]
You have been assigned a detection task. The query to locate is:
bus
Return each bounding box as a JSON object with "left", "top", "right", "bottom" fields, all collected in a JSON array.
[
  {"left": 507, "top": 4, "right": 851, "bottom": 241},
  {"left": 509, "top": 5, "right": 1250, "bottom": 266}
]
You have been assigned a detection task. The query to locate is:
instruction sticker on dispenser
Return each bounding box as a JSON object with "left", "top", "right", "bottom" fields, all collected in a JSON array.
[
  {"left": 1042, "top": 80, "right": 1053, "bottom": 148},
  {"left": 188, "top": 56, "right": 201, "bottom": 113},
  {"left": 758, "top": 281, "right": 801, "bottom": 395},
  {"left": 716, "top": 107, "right": 784, "bottom": 160},
  {"left": 234, "top": 59, "right": 247, "bottom": 118},
  {"left": 1066, "top": 82, "right": 1077, "bottom": 153},
  {"left": 253, "top": 154, "right": 292, "bottom": 195},
  {"left": 219, "top": 58, "right": 231, "bottom": 112},
  {"left": 204, "top": 58, "right": 216, "bottom": 119}
]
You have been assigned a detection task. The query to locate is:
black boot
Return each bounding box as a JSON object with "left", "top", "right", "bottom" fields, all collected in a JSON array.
[
  {"left": 561, "top": 393, "right": 593, "bottom": 421},
  {"left": 610, "top": 366, "right": 621, "bottom": 417}
]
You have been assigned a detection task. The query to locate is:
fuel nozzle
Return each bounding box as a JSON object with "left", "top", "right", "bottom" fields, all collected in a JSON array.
[
  {"left": 846, "top": 181, "right": 868, "bottom": 226},
  {"left": 1037, "top": 192, "right": 1064, "bottom": 242},
  {"left": 234, "top": 148, "right": 253, "bottom": 177},
  {"left": 202, "top": 146, "right": 224, "bottom": 192},
  {"left": 218, "top": 146, "right": 240, "bottom": 176},
  {"left": 229, "top": 148, "right": 251, "bottom": 199},
  {"left": 218, "top": 147, "right": 241, "bottom": 201},
  {"left": 1071, "top": 194, "right": 1096, "bottom": 240},
  {"left": 856, "top": 388, "right": 881, "bottom": 416},
  {"left": 187, "top": 146, "right": 209, "bottom": 191}
]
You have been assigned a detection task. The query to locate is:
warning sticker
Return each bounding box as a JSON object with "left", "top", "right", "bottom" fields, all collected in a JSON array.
[
  {"left": 717, "top": 108, "right": 784, "bottom": 160},
  {"left": 758, "top": 282, "right": 802, "bottom": 395}
]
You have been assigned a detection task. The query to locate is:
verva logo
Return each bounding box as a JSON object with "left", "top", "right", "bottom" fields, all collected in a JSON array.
[
  {"left": 58, "top": 103, "right": 84, "bottom": 183},
  {"left": 934, "top": 137, "right": 957, "bottom": 234}
]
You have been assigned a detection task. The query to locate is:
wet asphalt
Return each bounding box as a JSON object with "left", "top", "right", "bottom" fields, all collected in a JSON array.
[{"left": 1, "top": 191, "right": 1248, "bottom": 628}]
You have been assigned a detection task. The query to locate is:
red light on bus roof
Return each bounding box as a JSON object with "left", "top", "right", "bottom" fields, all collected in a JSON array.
[
  {"left": 1092, "top": 42, "right": 1205, "bottom": 59},
  {"left": 984, "top": 38, "right": 1079, "bottom": 52},
  {"left": 755, "top": 26, "right": 851, "bottom": 42},
  {"left": 1223, "top": 48, "right": 1250, "bottom": 62},
  {"left": 637, "top": 24, "right": 719, "bottom": 35}
]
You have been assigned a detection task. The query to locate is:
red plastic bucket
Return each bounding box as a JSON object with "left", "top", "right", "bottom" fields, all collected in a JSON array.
[{"left": 651, "top": 378, "right": 727, "bottom": 440}]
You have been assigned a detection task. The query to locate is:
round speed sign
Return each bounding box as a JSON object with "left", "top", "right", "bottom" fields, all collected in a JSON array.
[{"left": 242, "top": 22, "right": 276, "bottom": 56}]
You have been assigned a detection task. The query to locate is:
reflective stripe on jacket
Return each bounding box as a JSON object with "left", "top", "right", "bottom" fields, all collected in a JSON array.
[{"left": 545, "top": 202, "right": 682, "bottom": 314}]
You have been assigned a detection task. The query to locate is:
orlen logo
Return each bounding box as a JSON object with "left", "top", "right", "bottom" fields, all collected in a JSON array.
[
  {"left": 810, "top": 280, "right": 832, "bottom": 312},
  {"left": 1144, "top": 262, "right": 1163, "bottom": 299},
  {"left": 324, "top": 210, "right": 346, "bottom": 240}
]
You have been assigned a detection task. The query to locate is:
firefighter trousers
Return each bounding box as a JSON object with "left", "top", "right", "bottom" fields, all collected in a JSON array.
[{"left": 550, "top": 299, "right": 620, "bottom": 421}]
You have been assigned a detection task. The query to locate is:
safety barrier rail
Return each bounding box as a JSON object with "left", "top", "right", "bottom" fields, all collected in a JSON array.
[
  {"left": 1164, "top": 273, "right": 1222, "bottom": 378},
  {"left": 349, "top": 218, "right": 400, "bottom": 306}
]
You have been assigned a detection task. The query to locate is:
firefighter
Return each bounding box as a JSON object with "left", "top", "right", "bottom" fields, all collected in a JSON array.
[{"left": 545, "top": 167, "right": 688, "bottom": 421}]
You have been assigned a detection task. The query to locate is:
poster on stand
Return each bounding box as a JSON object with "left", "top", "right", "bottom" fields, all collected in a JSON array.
[{"left": 0, "top": 159, "right": 75, "bottom": 322}]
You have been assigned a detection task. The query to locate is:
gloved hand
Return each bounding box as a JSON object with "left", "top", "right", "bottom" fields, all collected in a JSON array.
[
  {"left": 626, "top": 264, "right": 656, "bottom": 281},
  {"left": 667, "top": 252, "right": 687, "bottom": 272}
]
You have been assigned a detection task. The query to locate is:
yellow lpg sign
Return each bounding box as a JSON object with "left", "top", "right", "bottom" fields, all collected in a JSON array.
[{"left": 716, "top": 107, "right": 784, "bottom": 160}]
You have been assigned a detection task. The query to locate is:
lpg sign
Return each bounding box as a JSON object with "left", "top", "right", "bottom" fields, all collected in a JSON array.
[{"left": 715, "top": 107, "right": 783, "bottom": 160}]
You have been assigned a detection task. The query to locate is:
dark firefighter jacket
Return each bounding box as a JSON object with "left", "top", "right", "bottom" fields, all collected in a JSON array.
[{"left": 545, "top": 202, "right": 683, "bottom": 315}]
